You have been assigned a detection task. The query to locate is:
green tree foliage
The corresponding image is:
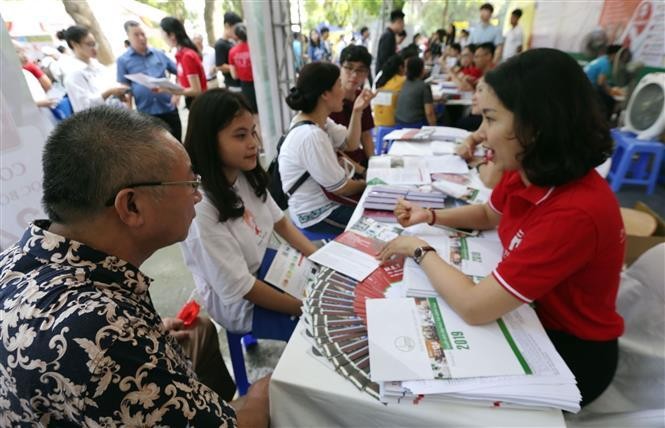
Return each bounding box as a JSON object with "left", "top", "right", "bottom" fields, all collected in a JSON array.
[
  {"left": 302, "top": 0, "right": 383, "bottom": 32},
  {"left": 419, "top": 0, "right": 507, "bottom": 35}
]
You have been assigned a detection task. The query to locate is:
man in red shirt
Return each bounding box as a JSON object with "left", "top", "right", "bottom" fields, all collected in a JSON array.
[{"left": 229, "top": 25, "right": 257, "bottom": 113}]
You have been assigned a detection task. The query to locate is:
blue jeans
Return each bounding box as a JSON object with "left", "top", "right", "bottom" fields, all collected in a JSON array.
[{"left": 304, "top": 204, "right": 356, "bottom": 236}]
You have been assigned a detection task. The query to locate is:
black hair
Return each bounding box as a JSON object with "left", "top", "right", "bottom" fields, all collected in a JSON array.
[
  {"left": 450, "top": 42, "right": 462, "bottom": 53},
  {"left": 483, "top": 48, "right": 612, "bottom": 186},
  {"left": 476, "top": 42, "right": 496, "bottom": 57},
  {"left": 607, "top": 44, "right": 622, "bottom": 55},
  {"left": 512, "top": 8, "right": 523, "bottom": 18},
  {"left": 320, "top": 26, "right": 330, "bottom": 34},
  {"left": 406, "top": 56, "right": 424, "bottom": 81},
  {"left": 360, "top": 26, "right": 369, "bottom": 35},
  {"left": 413, "top": 32, "right": 421, "bottom": 45},
  {"left": 124, "top": 40, "right": 130, "bottom": 48},
  {"left": 445, "top": 25, "right": 456, "bottom": 45},
  {"left": 480, "top": 3, "right": 494, "bottom": 13},
  {"left": 399, "top": 44, "right": 420, "bottom": 61},
  {"left": 56, "top": 25, "right": 90, "bottom": 49},
  {"left": 466, "top": 43, "right": 477, "bottom": 53},
  {"left": 286, "top": 62, "right": 340, "bottom": 113},
  {"left": 160, "top": 17, "right": 201, "bottom": 58},
  {"left": 339, "top": 45, "right": 372, "bottom": 68},
  {"left": 376, "top": 55, "right": 404, "bottom": 88},
  {"left": 234, "top": 24, "right": 247, "bottom": 42},
  {"left": 309, "top": 29, "right": 321, "bottom": 47},
  {"left": 390, "top": 9, "right": 405, "bottom": 22},
  {"left": 461, "top": 29, "right": 470, "bottom": 36},
  {"left": 184, "top": 89, "right": 267, "bottom": 222},
  {"left": 224, "top": 11, "right": 242, "bottom": 26},
  {"left": 56, "top": 46, "right": 66, "bottom": 54},
  {"left": 42, "top": 106, "right": 173, "bottom": 223}
]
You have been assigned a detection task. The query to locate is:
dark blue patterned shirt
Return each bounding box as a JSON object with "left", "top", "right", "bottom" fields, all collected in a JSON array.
[{"left": 0, "top": 221, "right": 236, "bottom": 427}]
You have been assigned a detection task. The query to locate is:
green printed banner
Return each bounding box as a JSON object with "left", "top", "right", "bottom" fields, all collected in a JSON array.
[{"left": 428, "top": 297, "right": 452, "bottom": 350}]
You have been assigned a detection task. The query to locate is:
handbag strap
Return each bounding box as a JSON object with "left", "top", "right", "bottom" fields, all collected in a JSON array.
[{"left": 278, "top": 120, "right": 316, "bottom": 197}]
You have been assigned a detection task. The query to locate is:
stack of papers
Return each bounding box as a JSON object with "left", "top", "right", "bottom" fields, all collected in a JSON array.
[
  {"left": 309, "top": 217, "right": 402, "bottom": 281},
  {"left": 366, "top": 298, "right": 581, "bottom": 412},
  {"left": 364, "top": 186, "right": 446, "bottom": 212}
]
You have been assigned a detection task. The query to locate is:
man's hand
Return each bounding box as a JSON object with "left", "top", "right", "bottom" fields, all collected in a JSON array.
[{"left": 162, "top": 317, "right": 190, "bottom": 341}]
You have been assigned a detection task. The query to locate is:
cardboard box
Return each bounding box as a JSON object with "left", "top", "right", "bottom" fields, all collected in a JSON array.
[{"left": 624, "top": 202, "right": 665, "bottom": 266}]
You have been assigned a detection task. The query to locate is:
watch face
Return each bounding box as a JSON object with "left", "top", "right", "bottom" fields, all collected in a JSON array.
[{"left": 414, "top": 247, "right": 423, "bottom": 259}]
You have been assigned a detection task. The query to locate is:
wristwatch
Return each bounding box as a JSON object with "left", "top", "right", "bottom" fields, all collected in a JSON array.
[{"left": 413, "top": 246, "right": 436, "bottom": 265}]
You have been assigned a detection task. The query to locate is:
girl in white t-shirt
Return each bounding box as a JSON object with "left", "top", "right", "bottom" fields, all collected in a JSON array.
[
  {"left": 280, "top": 62, "right": 373, "bottom": 235},
  {"left": 181, "top": 89, "right": 317, "bottom": 335}
]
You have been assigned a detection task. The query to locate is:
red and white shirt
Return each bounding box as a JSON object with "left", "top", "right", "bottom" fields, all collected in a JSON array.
[
  {"left": 175, "top": 47, "right": 207, "bottom": 91},
  {"left": 489, "top": 170, "right": 625, "bottom": 341},
  {"left": 228, "top": 42, "right": 254, "bottom": 83}
]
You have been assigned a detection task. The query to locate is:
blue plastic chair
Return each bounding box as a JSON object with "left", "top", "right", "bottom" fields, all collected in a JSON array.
[
  {"left": 225, "top": 248, "right": 299, "bottom": 396},
  {"left": 50, "top": 95, "right": 74, "bottom": 121},
  {"left": 608, "top": 129, "right": 665, "bottom": 194},
  {"left": 374, "top": 125, "right": 402, "bottom": 155}
]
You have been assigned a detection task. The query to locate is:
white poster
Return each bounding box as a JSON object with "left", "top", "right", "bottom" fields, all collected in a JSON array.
[
  {"left": 0, "top": 15, "right": 52, "bottom": 249},
  {"left": 619, "top": 0, "right": 665, "bottom": 67}
]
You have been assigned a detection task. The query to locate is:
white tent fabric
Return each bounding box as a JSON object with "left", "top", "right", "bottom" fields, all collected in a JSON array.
[{"left": 566, "top": 243, "right": 665, "bottom": 427}]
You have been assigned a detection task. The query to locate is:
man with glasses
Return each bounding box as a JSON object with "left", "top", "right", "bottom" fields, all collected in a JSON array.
[
  {"left": 0, "top": 106, "right": 269, "bottom": 427},
  {"left": 330, "top": 45, "right": 376, "bottom": 166}
]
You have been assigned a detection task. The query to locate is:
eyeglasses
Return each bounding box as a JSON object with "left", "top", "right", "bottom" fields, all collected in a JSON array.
[
  {"left": 105, "top": 174, "right": 202, "bottom": 206},
  {"left": 342, "top": 64, "right": 369, "bottom": 76}
]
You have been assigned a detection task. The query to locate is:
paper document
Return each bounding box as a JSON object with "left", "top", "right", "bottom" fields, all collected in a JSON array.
[
  {"left": 426, "top": 155, "right": 469, "bottom": 174},
  {"left": 368, "top": 297, "right": 533, "bottom": 381},
  {"left": 309, "top": 217, "right": 402, "bottom": 281},
  {"left": 367, "top": 298, "right": 434, "bottom": 381},
  {"left": 125, "top": 73, "right": 183, "bottom": 92},
  {"left": 264, "top": 243, "right": 317, "bottom": 300}
]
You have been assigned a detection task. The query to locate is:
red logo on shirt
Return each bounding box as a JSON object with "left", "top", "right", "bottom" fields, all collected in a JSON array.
[{"left": 243, "top": 209, "right": 260, "bottom": 236}]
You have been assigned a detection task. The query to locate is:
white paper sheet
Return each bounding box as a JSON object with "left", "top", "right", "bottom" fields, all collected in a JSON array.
[
  {"left": 426, "top": 155, "right": 470, "bottom": 174},
  {"left": 308, "top": 241, "right": 379, "bottom": 281},
  {"left": 125, "top": 73, "right": 183, "bottom": 91},
  {"left": 367, "top": 298, "right": 434, "bottom": 381}
]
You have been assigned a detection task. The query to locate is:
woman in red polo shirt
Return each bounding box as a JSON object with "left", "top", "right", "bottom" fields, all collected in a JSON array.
[
  {"left": 228, "top": 25, "right": 258, "bottom": 114},
  {"left": 160, "top": 17, "right": 207, "bottom": 108},
  {"left": 379, "top": 48, "right": 623, "bottom": 408}
]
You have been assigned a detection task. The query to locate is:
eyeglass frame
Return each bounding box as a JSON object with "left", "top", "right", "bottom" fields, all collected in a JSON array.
[
  {"left": 104, "top": 174, "right": 202, "bottom": 206},
  {"left": 341, "top": 64, "right": 369, "bottom": 76}
]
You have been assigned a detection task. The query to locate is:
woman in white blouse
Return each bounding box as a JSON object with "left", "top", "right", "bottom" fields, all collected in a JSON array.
[
  {"left": 280, "top": 62, "right": 373, "bottom": 236},
  {"left": 181, "top": 89, "right": 317, "bottom": 337},
  {"left": 57, "top": 26, "right": 128, "bottom": 112}
]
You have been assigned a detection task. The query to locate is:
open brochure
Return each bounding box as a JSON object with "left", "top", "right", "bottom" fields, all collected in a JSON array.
[
  {"left": 264, "top": 243, "right": 318, "bottom": 300},
  {"left": 308, "top": 217, "right": 402, "bottom": 281}
]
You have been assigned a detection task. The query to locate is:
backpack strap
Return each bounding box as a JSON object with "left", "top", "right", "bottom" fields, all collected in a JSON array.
[{"left": 278, "top": 120, "right": 316, "bottom": 197}]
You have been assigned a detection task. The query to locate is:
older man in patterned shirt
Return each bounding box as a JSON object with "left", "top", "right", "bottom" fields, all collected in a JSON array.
[{"left": 0, "top": 107, "right": 269, "bottom": 427}]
